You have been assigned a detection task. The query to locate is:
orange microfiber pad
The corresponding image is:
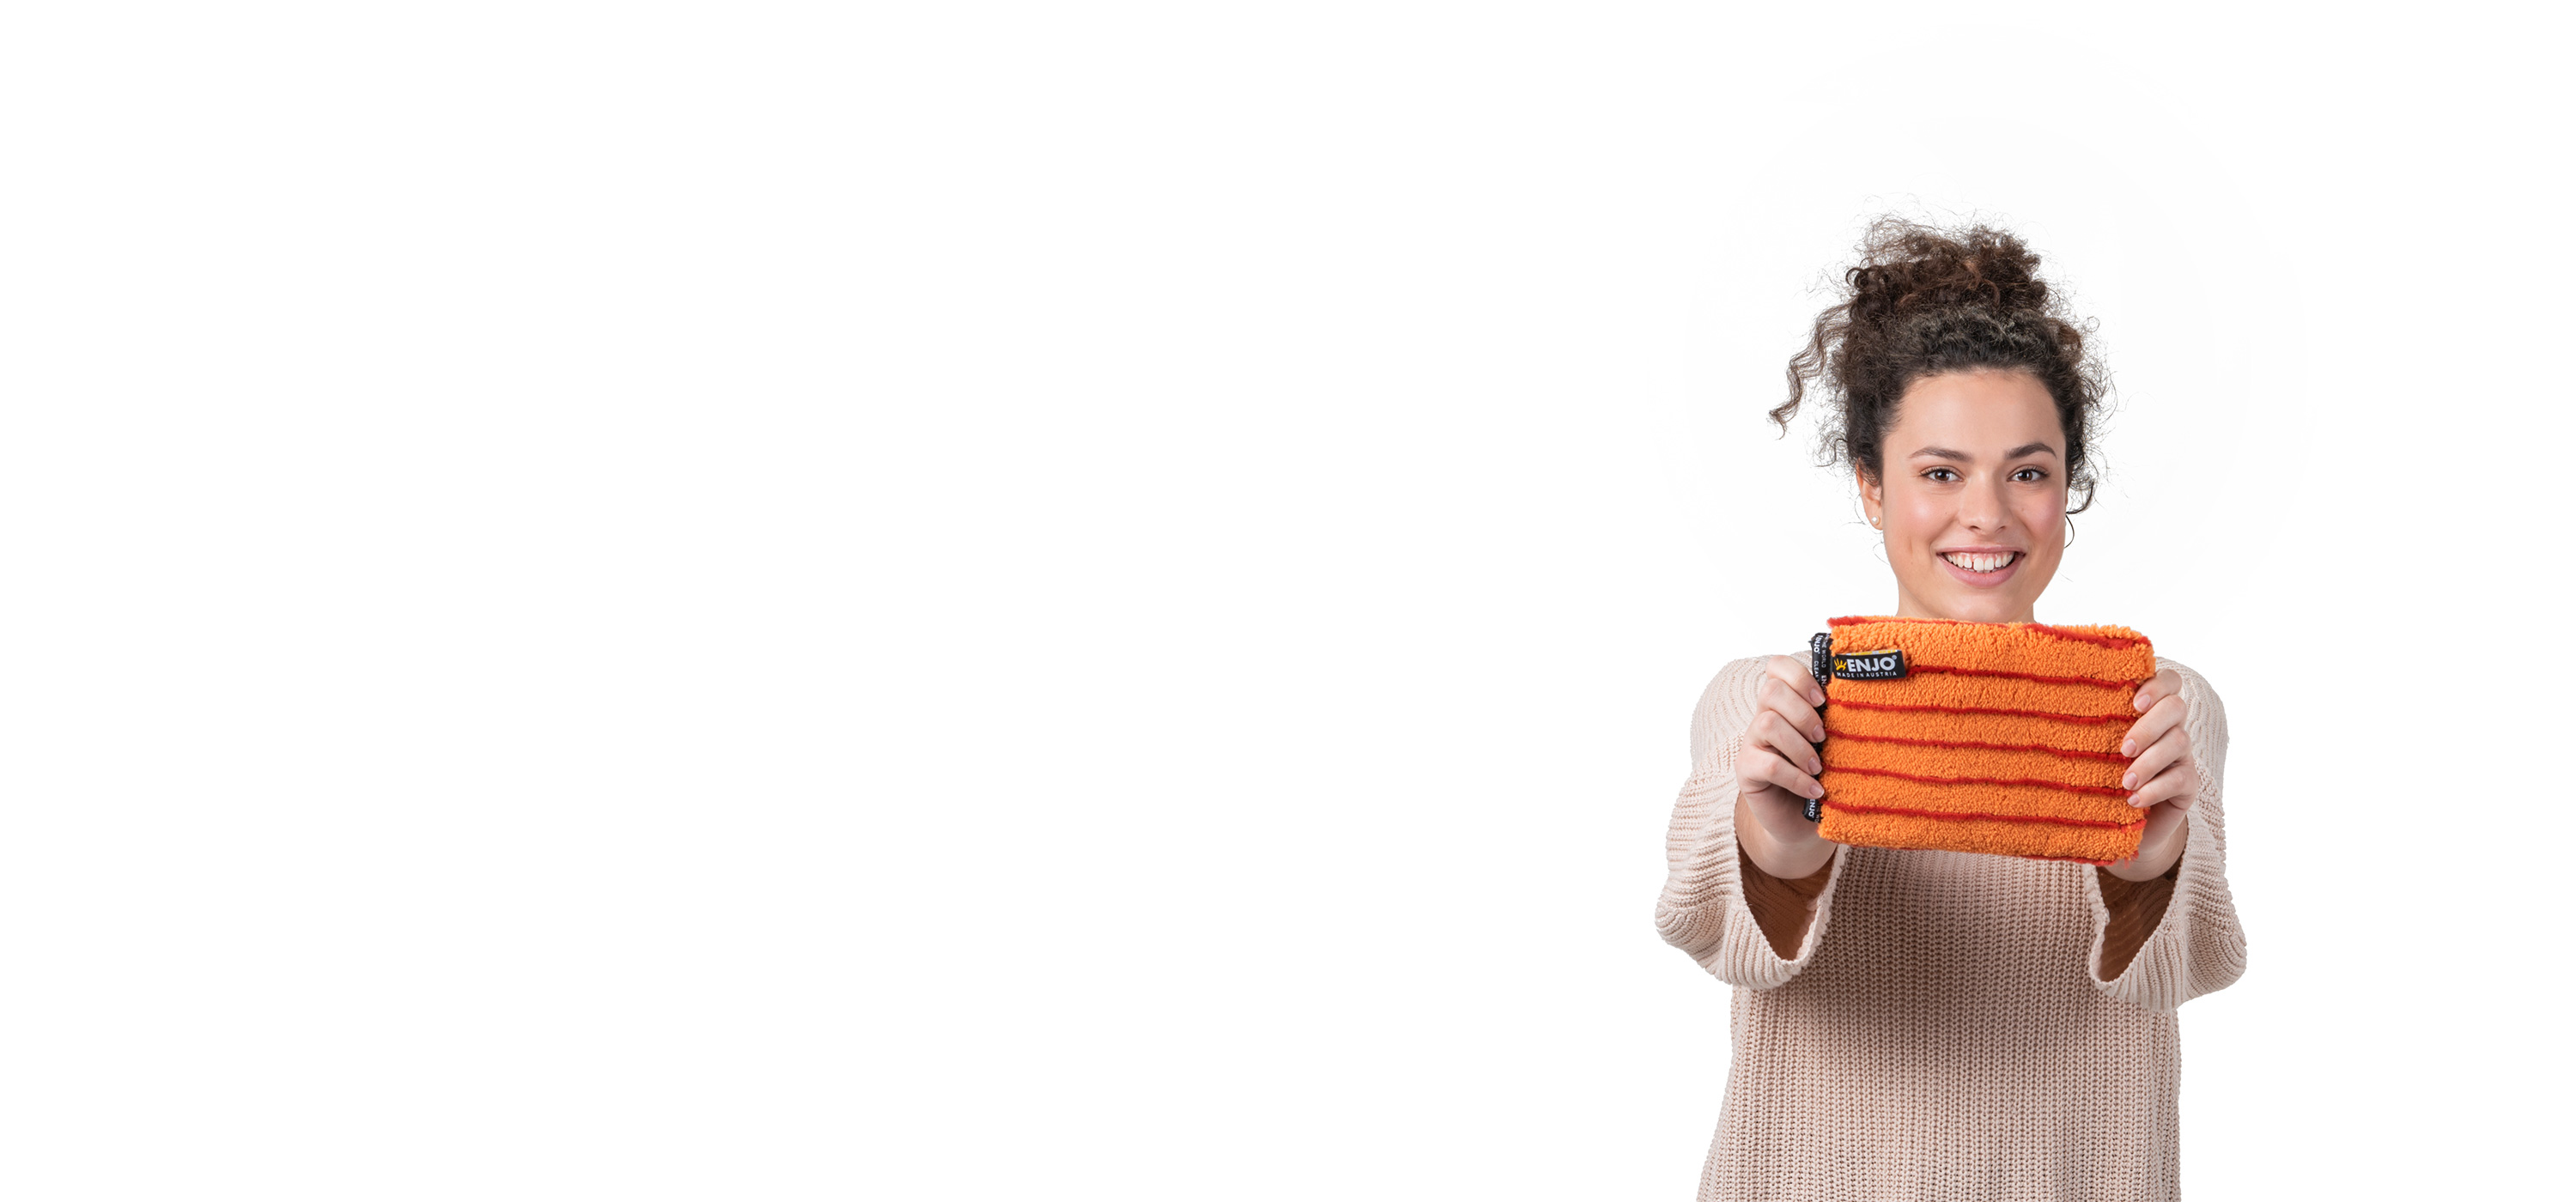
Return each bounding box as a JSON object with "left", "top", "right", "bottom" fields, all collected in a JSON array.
[{"left": 1814, "top": 617, "right": 2156, "bottom": 865}]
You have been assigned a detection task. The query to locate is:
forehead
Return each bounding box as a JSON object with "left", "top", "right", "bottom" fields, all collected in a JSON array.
[{"left": 1889, "top": 370, "right": 2063, "bottom": 454}]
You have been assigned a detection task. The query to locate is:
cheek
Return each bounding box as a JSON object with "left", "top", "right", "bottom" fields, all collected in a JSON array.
[
  {"left": 2017, "top": 493, "right": 2067, "bottom": 555},
  {"left": 1889, "top": 489, "right": 1949, "bottom": 541}
]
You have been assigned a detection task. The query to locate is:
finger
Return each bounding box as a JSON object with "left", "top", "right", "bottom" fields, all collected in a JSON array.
[
  {"left": 2120, "top": 694, "right": 2187, "bottom": 757},
  {"left": 1766, "top": 654, "right": 1826, "bottom": 708},
  {"left": 2129, "top": 667, "right": 2182, "bottom": 714},
  {"left": 1750, "top": 710, "right": 1824, "bottom": 776},
  {"left": 1741, "top": 746, "right": 1824, "bottom": 800},
  {"left": 1757, "top": 675, "right": 1828, "bottom": 744},
  {"left": 2120, "top": 731, "right": 2187, "bottom": 792},
  {"left": 1756, "top": 676, "right": 1825, "bottom": 744},
  {"left": 2147, "top": 799, "right": 2188, "bottom": 848},
  {"left": 2105, "top": 803, "right": 2189, "bottom": 880},
  {"left": 1741, "top": 782, "right": 1826, "bottom": 842},
  {"left": 2126, "top": 761, "right": 2200, "bottom": 810}
]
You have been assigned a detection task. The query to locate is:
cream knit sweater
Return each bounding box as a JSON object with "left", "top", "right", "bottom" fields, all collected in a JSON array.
[{"left": 1656, "top": 655, "right": 2247, "bottom": 1201}]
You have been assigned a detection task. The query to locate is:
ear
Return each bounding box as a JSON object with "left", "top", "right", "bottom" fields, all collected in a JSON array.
[{"left": 1856, "top": 463, "right": 1885, "bottom": 529}]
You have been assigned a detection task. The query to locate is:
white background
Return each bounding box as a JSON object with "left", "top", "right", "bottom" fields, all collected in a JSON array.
[{"left": 0, "top": 3, "right": 2566, "bottom": 1198}]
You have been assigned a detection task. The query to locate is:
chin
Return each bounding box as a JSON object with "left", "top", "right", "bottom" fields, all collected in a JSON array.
[
  {"left": 1906, "top": 575, "right": 2044, "bottom": 623},
  {"left": 1939, "top": 596, "right": 2035, "bottom": 623}
]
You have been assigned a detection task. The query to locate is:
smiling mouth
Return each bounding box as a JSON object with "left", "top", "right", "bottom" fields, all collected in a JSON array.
[{"left": 1941, "top": 550, "right": 2021, "bottom": 574}]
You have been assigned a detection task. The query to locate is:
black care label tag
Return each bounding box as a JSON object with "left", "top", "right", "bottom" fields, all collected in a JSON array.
[
  {"left": 1830, "top": 649, "right": 1909, "bottom": 681},
  {"left": 1808, "top": 633, "right": 1832, "bottom": 693}
]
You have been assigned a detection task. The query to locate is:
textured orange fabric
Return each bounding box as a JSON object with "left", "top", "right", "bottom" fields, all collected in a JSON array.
[{"left": 1816, "top": 618, "right": 2155, "bottom": 864}]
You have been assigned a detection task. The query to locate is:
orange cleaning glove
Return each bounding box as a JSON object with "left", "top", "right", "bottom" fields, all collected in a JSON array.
[{"left": 1812, "top": 617, "right": 2156, "bottom": 865}]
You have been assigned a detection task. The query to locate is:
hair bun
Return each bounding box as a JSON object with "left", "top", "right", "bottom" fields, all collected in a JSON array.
[{"left": 1844, "top": 223, "right": 2052, "bottom": 328}]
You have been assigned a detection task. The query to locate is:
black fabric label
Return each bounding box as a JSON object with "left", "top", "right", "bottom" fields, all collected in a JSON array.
[
  {"left": 1808, "top": 633, "right": 1832, "bottom": 693},
  {"left": 1830, "top": 649, "right": 1908, "bottom": 680}
]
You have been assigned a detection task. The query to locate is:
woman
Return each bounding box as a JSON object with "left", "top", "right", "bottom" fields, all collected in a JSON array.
[{"left": 1655, "top": 221, "right": 2245, "bottom": 1200}]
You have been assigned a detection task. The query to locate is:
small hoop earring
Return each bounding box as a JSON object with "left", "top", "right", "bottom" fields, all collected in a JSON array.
[{"left": 2063, "top": 513, "right": 2075, "bottom": 549}]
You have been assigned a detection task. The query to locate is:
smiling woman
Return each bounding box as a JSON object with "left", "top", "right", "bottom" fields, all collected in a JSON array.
[
  {"left": 1864, "top": 371, "right": 2069, "bottom": 622},
  {"left": 1656, "top": 221, "right": 2246, "bottom": 1201}
]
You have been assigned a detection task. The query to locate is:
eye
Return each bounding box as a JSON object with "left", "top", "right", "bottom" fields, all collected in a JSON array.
[
  {"left": 2011, "top": 467, "right": 2049, "bottom": 483},
  {"left": 1923, "top": 467, "right": 1960, "bottom": 483}
]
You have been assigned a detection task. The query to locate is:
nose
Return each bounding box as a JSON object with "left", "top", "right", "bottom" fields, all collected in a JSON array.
[{"left": 1960, "top": 474, "right": 2012, "bottom": 534}]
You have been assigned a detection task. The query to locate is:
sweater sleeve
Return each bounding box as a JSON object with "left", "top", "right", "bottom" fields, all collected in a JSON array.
[
  {"left": 1655, "top": 657, "right": 1850, "bottom": 988},
  {"left": 2086, "top": 658, "right": 2250, "bottom": 1010}
]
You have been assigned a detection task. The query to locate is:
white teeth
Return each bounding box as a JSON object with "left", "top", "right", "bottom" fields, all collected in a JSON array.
[{"left": 1943, "top": 551, "right": 2017, "bottom": 574}]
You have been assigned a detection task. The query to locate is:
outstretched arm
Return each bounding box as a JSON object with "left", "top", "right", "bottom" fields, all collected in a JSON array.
[
  {"left": 2087, "top": 660, "right": 2248, "bottom": 1006},
  {"left": 1656, "top": 658, "right": 1850, "bottom": 986}
]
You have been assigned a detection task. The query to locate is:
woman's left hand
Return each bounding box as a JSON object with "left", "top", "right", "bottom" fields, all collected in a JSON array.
[{"left": 2105, "top": 668, "right": 2197, "bottom": 882}]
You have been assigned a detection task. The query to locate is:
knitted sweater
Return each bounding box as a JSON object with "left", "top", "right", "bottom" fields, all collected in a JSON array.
[{"left": 1656, "top": 655, "right": 2247, "bottom": 1200}]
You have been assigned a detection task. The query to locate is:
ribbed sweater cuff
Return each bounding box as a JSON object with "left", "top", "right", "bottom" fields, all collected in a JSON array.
[
  {"left": 2086, "top": 804, "right": 2245, "bottom": 1011},
  {"left": 1657, "top": 784, "right": 1845, "bottom": 990}
]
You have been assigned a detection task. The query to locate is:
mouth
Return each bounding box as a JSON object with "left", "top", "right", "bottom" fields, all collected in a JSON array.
[{"left": 1936, "top": 548, "right": 2024, "bottom": 583}]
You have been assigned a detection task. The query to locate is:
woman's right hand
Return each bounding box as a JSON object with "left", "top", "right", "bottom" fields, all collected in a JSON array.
[{"left": 1735, "top": 654, "right": 1840, "bottom": 879}]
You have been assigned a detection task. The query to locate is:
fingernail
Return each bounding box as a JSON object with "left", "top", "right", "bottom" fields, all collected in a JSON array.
[
  {"left": 2120, "top": 739, "right": 2135, "bottom": 756},
  {"left": 1810, "top": 758, "right": 1823, "bottom": 774},
  {"left": 2122, "top": 772, "right": 2136, "bottom": 789}
]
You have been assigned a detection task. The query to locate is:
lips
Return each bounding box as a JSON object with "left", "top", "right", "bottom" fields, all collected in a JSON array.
[
  {"left": 1935, "top": 548, "right": 2026, "bottom": 586},
  {"left": 1940, "top": 550, "right": 2020, "bottom": 574}
]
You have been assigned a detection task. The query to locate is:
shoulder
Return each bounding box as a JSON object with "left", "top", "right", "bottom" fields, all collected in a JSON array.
[
  {"left": 2154, "top": 656, "right": 2230, "bottom": 740},
  {"left": 1687, "top": 656, "right": 1788, "bottom": 770},
  {"left": 1695, "top": 656, "right": 1773, "bottom": 709},
  {"left": 2153, "top": 656, "right": 2221, "bottom": 705}
]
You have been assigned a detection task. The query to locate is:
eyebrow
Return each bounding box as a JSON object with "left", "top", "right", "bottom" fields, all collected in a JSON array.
[{"left": 1908, "top": 443, "right": 2061, "bottom": 460}]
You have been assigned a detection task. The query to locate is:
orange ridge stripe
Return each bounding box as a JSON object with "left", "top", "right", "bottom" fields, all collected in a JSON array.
[
  {"left": 1823, "top": 730, "right": 2132, "bottom": 762},
  {"left": 1824, "top": 616, "right": 2150, "bottom": 651},
  {"left": 2026, "top": 622, "right": 2150, "bottom": 651},
  {"left": 1826, "top": 764, "right": 2134, "bottom": 798},
  {"left": 1906, "top": 665, "right": 2144, "bottom": 689},
  {"left": 1828, "top": 698, "right": 2136, "bottom": 726},
  {"left": 1822, "top": 799, "right": 2149, "bottom": 831}
]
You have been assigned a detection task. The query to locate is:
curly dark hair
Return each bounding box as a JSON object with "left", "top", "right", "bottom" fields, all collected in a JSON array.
[{"left": 1771, "top": 219, "right": 2109, "bottom": 513}]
